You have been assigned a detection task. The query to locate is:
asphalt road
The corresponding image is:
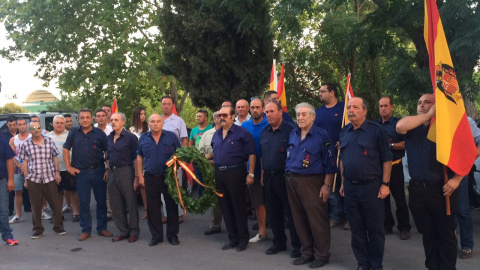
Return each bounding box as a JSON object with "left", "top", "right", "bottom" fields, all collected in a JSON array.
[{"left": 1, "top": 194, "right": 480, "bottom": 270}]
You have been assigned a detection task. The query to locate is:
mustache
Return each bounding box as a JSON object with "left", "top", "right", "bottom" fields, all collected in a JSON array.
[
  {"left": 347, "top": 113, "right": 356, "bottom": 117},
  {"left": 220, "top": 119, "right": 226, "bottom": 123}
]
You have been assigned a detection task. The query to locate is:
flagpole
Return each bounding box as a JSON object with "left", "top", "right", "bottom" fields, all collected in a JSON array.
[
  {"left": 443, "top": 165, "right": 451, "bottom": 215},
  {"left": 273, "top": 59, "right": 277, "bottom": 91}
]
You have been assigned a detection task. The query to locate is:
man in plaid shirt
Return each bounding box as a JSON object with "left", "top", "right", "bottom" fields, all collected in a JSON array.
[{"left": 19, "top": 121, "right": 66, "bottom": 239}]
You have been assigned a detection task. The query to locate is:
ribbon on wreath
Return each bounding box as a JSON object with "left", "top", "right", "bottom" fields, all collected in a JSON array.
[{"left": 166, "top": 155, "right": 224, "bottom": 215}]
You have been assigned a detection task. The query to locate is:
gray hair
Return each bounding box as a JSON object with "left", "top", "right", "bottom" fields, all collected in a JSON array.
[
  {"left": 295, "top": 102, "right": 316, "bottom": 116},
  {"left": 213, "top": 111, "right": 218, "bottom": 118},
  {"left": 53, "top": 115, "right": 65, "bottom": 122},
  {"left": 113, "top": 112, "right": 126, "bottom": 122}
]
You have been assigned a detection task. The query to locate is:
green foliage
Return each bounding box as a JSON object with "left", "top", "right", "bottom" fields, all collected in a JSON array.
[{"left": 0, "top": 103, "right": 27, "bottom": 113}]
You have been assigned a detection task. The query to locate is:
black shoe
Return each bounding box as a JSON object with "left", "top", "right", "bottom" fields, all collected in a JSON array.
[
  {"left": 252, "top": 223, "right": 259, "bottom": 230},
  {"left": 168, "top": 236, "right": 179, "bottom": 245},
  {"left": 149, "top": 238, "right": 163, "bottom": 246},
  {"left": 204, "top": 229, "right": 221, "bottom": 235},
  {"left": 221, "top": 242, "right": 238, "bottom": 250},
  {"left": 309, "top": 259, "right": 328, "bottom": 268},
  {"left": 237, "top": 243, "right": 247, "bottom": 252},
  {"left": 290, "top": 248, "right": 301, "bottom": 258},
  {"left": 72, "top": 215, "right": 80, "bottom": 223},
  {"left": 384, "top": 227, "right": 393, "bottom": 235},
  {"left": 293, "top": 256, "right": 314, "bottom": 265},
  {"left": 266, "top": 245, "right": 287, "bottom": 255}
]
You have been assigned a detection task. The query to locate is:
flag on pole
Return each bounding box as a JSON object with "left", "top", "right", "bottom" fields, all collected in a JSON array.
[
  {"left": 424, "top": 0, "right": 476, "bottom": 176},
  {"left": 172, "top": 105, "right": 178, "bottom": 116},
  {"left": 112, "top": 97, "right": 118, "bottom": 113},
  {"left": 342, "top": 74, "right": 354, "bottom": 127},
  {"left": 270, "top": 59, "right": 277, "bottom": 91},
  {"left": 276, "top": 62, "right": 288, "bottom": 112}
]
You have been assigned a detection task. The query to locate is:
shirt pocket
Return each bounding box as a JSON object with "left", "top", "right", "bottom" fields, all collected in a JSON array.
[
  {"left": 226, "top": 138, "right": 241, "bottom": 153},
  {"left": 358, "top": 141, "right": 379, "bottom": 159}
]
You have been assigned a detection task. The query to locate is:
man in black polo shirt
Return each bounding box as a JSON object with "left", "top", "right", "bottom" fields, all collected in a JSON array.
[
  {"left": 339, "top": 97, "right": 392, "bottom": 270},
  {"left": 376, "top": 96, "right": 411, "bottom": 240},
  {"left": 396, "top": 94, "right": 463, "bottom": 270},
  {"left": 261, "top": 100, "right": 300, "bottom": 258}
]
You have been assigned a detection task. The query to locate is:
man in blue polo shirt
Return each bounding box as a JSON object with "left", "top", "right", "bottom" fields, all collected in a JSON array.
[
  {"left": 340, "top": 97, "right": 392, "bottom": 270},
  {"left": 206, "top": 106, "right": 256, "bottom": 252},
  {"left": 242, "top": 98, "right": 269, "bottom": 244},
  {"left": 0, "top": 137, "right": 19, "bottom": 246},
  {"left": 63, "top": 108, "right": 112, "bottom": 241}
]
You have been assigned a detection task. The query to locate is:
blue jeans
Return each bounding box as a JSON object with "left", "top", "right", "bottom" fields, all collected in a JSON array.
[
  {"left": 456, "top": 176, "right": 474, "bottom": 250},
  {"left": 0, "top": 178, "right": 14, "bottom": 241},
  {"left": 76, "top": 167, "right": 107, "bottom": 234}
]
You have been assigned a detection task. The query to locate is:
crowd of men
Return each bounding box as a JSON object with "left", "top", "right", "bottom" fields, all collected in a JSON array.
[{"left": 0, "top": 88, "right": 479, "bottom": 270}]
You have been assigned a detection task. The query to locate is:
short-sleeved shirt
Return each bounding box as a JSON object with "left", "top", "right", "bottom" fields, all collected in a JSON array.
[
  {"left": 211, "top": 124, "right": 256, "bottom": 167},
  {"left": 376, "top": 116, "right": 405, "bottom": 160},
  {"left": 260, "top": 120, "right": 297, "bottom": 171},
  {"left": 242, "top": 117, "right": 269, "bottom": 174},
  {"left": 45, "top": 130, "right": 69, "bottom": 171},
  {"left": 314, "top": 101, "right": 344, "bottom": 144},
  {"left": 286, "top": 124, "right": 337, "bottom": 174},
  {"left": 404, "top": 124, "right": 443, "bottom": 183},
  {"left": 63, "top": 126, "right": 108, "bottom": 169},
  {"left": 163, "top": 114, "right": 188, "bottom": 140},
  {"left": 19, "top": 136, "right": 60, "bottom": 184},
  {"left": 198, "top": 128, "right": 216, "bottom": 154},
  {"left": 234, "top": 114, "right": 251, "bottom": 126},
  {"left": 0, "top": 137, "right": 16, "bottom": 179},
  {"left": 137, "top": 130, "right": 181, "bottom": 175},
  {"left": 94, "top": 123, "right": 113, "bottom": 136},
  {"left": 107, "top": 129, "right": 138, "bottom": 167},
  {"left": 339, "top": 120, "right": 392, "bottom": 181},
  {"left": 189, "top": 125, "right": 213, "bottom": 149}
]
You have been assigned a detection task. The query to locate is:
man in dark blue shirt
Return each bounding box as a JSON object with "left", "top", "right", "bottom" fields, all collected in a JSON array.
[
  {"left": 314, "top": 83, "right": 346, "bottom": 228},
  {"left": 0, "top": 137, "right": 19, "bottom": 246},
  {"left": 263, "top": 91, "right": 295, "bottom": 125},
  {"left": 339, "top": 97, "right": 392, "bottom": 270},
  {"left": 0, "top": 115, "right": 20, "bottom": 217},
  {"left": 207, "top": 106, "right": 256, "bottom": 252},
  {"left": 285, "top": 102, "right": 337, "bottom": 268},
  {"left": 63, "top": 108, "right": 112, "bottom": 241},
  {"left": 397, "top": 94, "right": 463, "bottom": 270},
  {"left": 136, "top": 114, "right": 181, "bottom": 247},
  {"left": 261, "top": 100, "right": 300, "bottom": 258},
  {"left": 376, "top": 96, "right": 411, "bottom": 240},
  {"left": 106, "top": 112, "right": 139, "bottom": 243}
]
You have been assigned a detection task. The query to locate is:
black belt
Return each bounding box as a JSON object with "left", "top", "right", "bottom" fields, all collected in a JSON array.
[
  {"left": 145, "top": 172, "right": 165, "bottom": 178},
  {"left": 110, "top": 164, "right": 132, "bottom": 171},
  {"left": 216, "top": 163, "right": 244, "bottom": 171},
  {"left": 264, "top": 170, "right": 285, "bottom": 176},
  {"left": 79, "top": 164, "right": 102, "bottom": 170},
  {"left": 285, "top": 172, "right": 320, "bottom": 178},
  {"left": 351, "top": 176, "right": 378, "bottom": 185},
  {"left": 410, "top": 179, "right": 443, "bottom": 187}
]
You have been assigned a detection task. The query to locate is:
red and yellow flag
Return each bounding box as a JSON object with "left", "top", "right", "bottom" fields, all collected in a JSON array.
[
  {"left": 277, "top": 62, "right": 287, "bottom": 112},
  {"left": 112, "top": 97, "right": 118, "bottom": 113},
  {"left": 424, "top": 0, "right": 476, "bottom": 176},
  {"left": 342, "top": 74, "right": 354, "bottom": 127},
  {"left": 270, "top": 59, "right": 277, "bottom": 91}
]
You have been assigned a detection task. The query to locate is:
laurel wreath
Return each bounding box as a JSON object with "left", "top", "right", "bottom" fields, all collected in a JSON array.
[{"left": 165, "top": 147, "right": 218, "bottom": 215}]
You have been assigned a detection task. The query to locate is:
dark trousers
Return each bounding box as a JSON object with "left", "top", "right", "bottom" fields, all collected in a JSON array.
[
  {"left": 384, "top": 162, "right": 411, "bottom": 231},
  {"left": 264, "top": 172, "right": 300, "bottom": 249},
  {"left": 76, "top": 167, "right": 107, "bottom": 234},
  {"left": 286, "top": 174, "right": 330, "bottom": 260},
  {"left": 27, "top": 179, "right": 64, "bottom": 234},
  {"left": 409, "top": 182, "right": 457, "bottom": 270},
  {"left": 144, "top": 173, "right": 178, "bottom": 240},
  {"left": 344, "top": 179, "right": 385, "bottom": 269},
  {"left": 108, "top": 166, "right": 139, "bottom": 237},
  {"left": 215, "top": 166, "right": 249, "bottom": 245}
]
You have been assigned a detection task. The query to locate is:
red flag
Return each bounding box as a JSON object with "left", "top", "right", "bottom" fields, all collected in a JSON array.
[
  {"left": 276, "top": 63, "right": 287, "bottom": 112},
  {"left": 112, "top": 97, "right": 118, "bottom": 113},
  {"left": 424, "top": 0, "right": 476, "bottom": 176},
  {"left": 172, "top": 105, "right": 178, "bottom": 116}
]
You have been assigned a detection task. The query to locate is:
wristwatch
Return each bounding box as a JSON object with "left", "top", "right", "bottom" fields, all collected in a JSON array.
[
  {"left": 248, "top": 173, "right": 254, "bottom": 178},
  {"left": 390, "top": 143, "right": 394, "bottom": 148},
  {"left": 381, "top": 181, "right": 390, "bottom": 187}
]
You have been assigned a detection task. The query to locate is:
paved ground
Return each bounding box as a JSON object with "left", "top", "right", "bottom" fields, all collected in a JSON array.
[{"left": 1, "top": 194, "right": 480, "bottom": 270}]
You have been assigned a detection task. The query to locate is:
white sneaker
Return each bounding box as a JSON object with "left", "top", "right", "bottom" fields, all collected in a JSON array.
[
  {"left": 249, "top": 233, "right": 267, "bottom": 243},
  {"left": 62, "top": 205, "right": 72, "bottom": 214},
  {"left": 9, "top": 215, "right": 24, "bottom": 224},
  {"left": 44, "top": 206, "right": 51, "bottom": 213},
  {"left": 41, "top": 212, "right": 52, "bottom": 220}
]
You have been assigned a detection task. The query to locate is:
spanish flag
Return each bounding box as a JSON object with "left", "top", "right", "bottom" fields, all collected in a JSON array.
[
  {"left": 277, "top": 62, "right": 287, "bottom": 112},
  {"left": 342, "top": 74, "right": 354, "bottom": 127},
  {"left": 112, "top": 97, "right": 118, "bottom": 113},
  {"left": 270, "top": 59, "right": 277, "bottom": 91},
  {"left": 424, "top": 0, "right": 476, "bottom": 176}
]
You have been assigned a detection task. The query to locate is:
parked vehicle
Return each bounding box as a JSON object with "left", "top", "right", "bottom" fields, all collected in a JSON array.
[{"left": 0, "top": 111, "right": 78, "bottom": 132}]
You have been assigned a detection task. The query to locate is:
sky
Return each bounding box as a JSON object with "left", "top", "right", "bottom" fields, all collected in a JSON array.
[{"left": 0, "top": 23, "right": 60, "bottom": 106}]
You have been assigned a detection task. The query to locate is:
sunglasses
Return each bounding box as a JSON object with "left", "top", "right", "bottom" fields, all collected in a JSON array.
[
  {"left": 218, "top": 113, "right": 231, "bottom": 118},
  {"left": 250, "top": 96, "right": 262, "bottom": 101},
  {"left": 30, "top": 126, "right": 42, "bottom": 130}
]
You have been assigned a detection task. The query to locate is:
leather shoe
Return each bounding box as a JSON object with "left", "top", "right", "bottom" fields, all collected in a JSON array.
[
  {"left": 236, "top": 243, "right": 247, "bottom": 252},
  {"left": 221, "top": 242, "right": 238, "bottom": 250},
  {"left": 293, "top": 256, "right": 314, "bottom": 265},
  {"left": 128, "top": 235, "right": 139, "bottom": 243},
  {"left": 149, "top": 238, "right": 162, "bottom": 246},
  {"left": 290, "top": 248, "right": 301, "bottom": 258},
  {"left": 204, "top": 228, "right": 221, "bottom": 235},
  {"left": 78, "top": 233, "right": 91, "bottom": 241},
  {"left": 168, "top": 236, "right": 179, "bottom": 245},
  {"left": 266, "top": 245, "right": 287, "bottom": 255},
  {"left": 98, "top": 230, "right": 113, "bottom": 237},
  {"left": 309, "top": 259, "right": 328, "bottom": 268},
  {"left": 112, "top": 235, "right": 129, "bottom": 242}
]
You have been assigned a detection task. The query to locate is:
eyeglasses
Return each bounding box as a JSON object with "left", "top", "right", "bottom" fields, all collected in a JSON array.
[
  {"left": 250, "top": 96, "right": 262, "bottom": 101},
  {"left": 267, "top": 99, "right": 282, "bottom": 105},
  {"left": 218, "top": 113, "right": 230, "bottom": 118},
  {"left": 29, "top": 126, "right": 42, "bottom": 130},
  {"left": 319, "top": 90, "right": 329, "bottom": 94},
  {"left": 30, "top": 119, "right": 40, "bottom": 123}
]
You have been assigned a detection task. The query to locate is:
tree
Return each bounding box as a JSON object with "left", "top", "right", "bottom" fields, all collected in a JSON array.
[
  {"left": 158, "top": 0, "right": 274, "bottom": 109},
  {"left": 0, "top": 102, "right": 27, "bottom": 113}
]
